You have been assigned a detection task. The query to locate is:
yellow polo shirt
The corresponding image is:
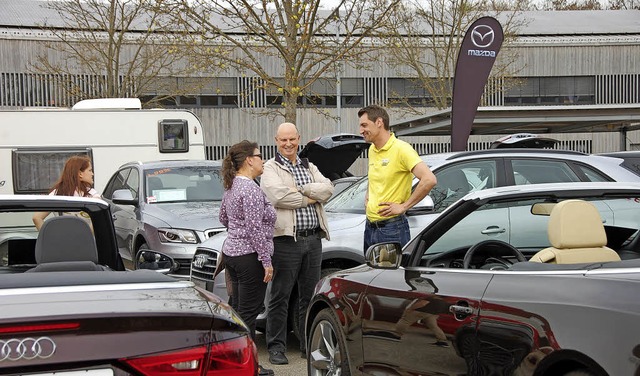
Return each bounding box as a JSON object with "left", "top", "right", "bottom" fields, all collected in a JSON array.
[{"left": 366, "top": 134, "right": 423, "bottom": 222}]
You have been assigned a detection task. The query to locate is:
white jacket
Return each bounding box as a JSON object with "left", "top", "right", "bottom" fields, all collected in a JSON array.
[{"left": 260, "top": 154, "right": 333, "bottom": 240}]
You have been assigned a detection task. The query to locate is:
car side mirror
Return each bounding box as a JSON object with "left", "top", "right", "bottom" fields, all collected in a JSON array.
[
  {"left": 112, "top": 189, "right": 138, "bottom": 206},
  {"left": 135, "top": 250, "right": 179, "bottom": 274},
  {"left": 407, "top": 195, "right": 435, "bottom": 216},
  {"left": 365, "top": 242, "right": 402, "bottom": 269}
]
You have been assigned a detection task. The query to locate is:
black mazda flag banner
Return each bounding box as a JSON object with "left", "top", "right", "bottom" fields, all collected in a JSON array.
[{"left": 450, "top": 16, "right": 503, "bottom": 151}]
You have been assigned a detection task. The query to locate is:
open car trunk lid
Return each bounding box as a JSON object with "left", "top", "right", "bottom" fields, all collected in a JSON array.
[{"left": 299, "top": 133, "right": 368, "bottom": 180}]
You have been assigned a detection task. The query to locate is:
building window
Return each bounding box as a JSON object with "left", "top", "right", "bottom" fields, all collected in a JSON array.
[
  {"left": 199, "top": 95, "right": 238, "bottom": 107},
  {"left": 177, "top": 96, "right": 197, "bottom": 106},
  {"left": 266, "top": 95, "right": 283, "bottom": 107},
  {"left": 387, "top": 78, "right": 433, "bottom": 107},
  {"left": 505, "top": 76, "right": 595, "bottom": 106},
  {"left": 341, "top": 78, "right": 364, "bottom": 108},
  {"left": 342, "top": 95, "right": 364, "bottom": 107}
]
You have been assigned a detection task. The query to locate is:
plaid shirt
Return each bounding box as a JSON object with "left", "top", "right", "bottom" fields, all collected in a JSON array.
[{"left": 279, "top": 152, "right": 320, "bottom": 231}]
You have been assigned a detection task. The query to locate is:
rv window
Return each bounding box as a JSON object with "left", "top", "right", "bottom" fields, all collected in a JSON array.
[
  {"left": 12, "top": 149, "right": 93, "bottom": 194},
  {"left": 159, "top": 120, "right": 189, "bottom": 153}
]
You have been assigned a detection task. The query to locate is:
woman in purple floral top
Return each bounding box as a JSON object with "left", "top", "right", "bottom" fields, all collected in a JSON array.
[{"left": 220, "top": 140, "right": 276, "bottom": 376}]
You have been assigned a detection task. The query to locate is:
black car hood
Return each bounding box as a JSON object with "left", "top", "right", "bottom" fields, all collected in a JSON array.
[{"left": 299, "top": 133, "right": 368, "bottom": 180}]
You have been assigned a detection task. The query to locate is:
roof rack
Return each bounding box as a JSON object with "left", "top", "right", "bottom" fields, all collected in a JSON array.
[{"left": 446, "top": 148, "right": 587, "bottom": 160}]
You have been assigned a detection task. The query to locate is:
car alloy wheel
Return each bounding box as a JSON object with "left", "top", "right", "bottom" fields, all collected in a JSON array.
[{"left": 308, "top": 308, "right": 350, "bottom": 376}]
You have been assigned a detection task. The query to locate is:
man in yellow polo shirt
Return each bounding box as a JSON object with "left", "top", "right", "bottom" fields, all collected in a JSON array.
[{"left": 358, "top": 105, "right": 437, "bottom": 254}]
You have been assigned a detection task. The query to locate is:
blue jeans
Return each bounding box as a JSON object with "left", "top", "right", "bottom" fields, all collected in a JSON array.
[
  {"left": 266, "top": 234, "right": 322, "bottom": 353},
  {"left": 363, "top": 215, "right": 410, "bottom": 256}
]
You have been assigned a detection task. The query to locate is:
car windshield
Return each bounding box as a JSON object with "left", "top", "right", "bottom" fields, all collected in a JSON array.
[
  {"left": 145, "top": 166, "right": 224, "bottom": 203},
  {"left": 325, "top": 176, "right": 368, "bottom": 213}
]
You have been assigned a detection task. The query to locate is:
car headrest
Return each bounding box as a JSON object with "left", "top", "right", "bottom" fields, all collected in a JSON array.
[
  {"left": 35, "top": 216, "right": 98, "bottom": 264},
  {"left": 547, "top": 199, "right": 607, "bottom": 248}
]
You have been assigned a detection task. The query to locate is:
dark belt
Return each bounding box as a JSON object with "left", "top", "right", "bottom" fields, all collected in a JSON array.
[
  {"left": 366, "top": 215, "right": 405, "bottom": 229},
  {"left": 296, "top": 227, "right": 320, "bottom": 237}
]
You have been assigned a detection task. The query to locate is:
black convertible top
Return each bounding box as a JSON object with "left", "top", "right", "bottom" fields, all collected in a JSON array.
[{"left": 0, "top": 270, "right": 179, "bottom": 290}]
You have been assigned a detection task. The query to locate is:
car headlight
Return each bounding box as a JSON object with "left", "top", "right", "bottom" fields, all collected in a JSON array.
[{"left": 158, "top": 228, "right": 198, "bottom": 244}]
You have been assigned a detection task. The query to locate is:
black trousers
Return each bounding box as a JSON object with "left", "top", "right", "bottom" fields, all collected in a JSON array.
[
  {"left": 224, "top": 252, "right": 267, "bottom": 341},
  {"left": 266, "top": 234, "right": 322, "bottom": 353}
]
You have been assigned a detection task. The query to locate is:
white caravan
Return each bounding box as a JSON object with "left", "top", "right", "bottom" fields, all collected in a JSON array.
[
  {"left": 0, "top": 98, "right": 206, "bottom": 195},
  {"left": 0, "top": 98, "right": 206, "bottom": 261}
]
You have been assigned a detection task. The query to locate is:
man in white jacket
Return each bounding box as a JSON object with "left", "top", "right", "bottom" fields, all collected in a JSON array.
[{"left": 260, "top": 122, "right": 333, "bottom": 365}]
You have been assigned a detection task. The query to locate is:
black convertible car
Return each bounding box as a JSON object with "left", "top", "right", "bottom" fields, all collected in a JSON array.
[
  {"left": 0, "top": 195, "right": 256, "bottom": 375},
  {"left": 306, "top": 182, "right": 640, "bottom": 376}
]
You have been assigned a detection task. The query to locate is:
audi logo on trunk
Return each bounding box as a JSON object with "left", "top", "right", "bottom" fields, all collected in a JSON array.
[{"left": 0, "top": 337, "right": 56, "bottom": 362}]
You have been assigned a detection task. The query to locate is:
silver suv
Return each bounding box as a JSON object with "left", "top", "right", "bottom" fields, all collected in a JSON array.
[
  {"left": 322, "top": 148, "right": 640, "bottom": 259},
  {"left": 102, "top": 160, "right": 226, "bottom": 276},
  {"left": 190, "top": 148, "right": 640, "bottom": 336}
]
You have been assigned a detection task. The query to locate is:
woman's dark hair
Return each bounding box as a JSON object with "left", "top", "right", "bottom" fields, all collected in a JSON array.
[
  {"left": 222, "top": 140, "right": 259, "bottom": 190},
  {"left": 51, "top": 155, "right": 93, "bottom": 196}
]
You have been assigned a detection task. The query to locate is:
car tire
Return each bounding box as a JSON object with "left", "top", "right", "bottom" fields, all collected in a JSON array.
[
  {"left": 134, "top": 242, "right": 149, "bottom": 269},
  {"left": 307, "top": 308, "right": 351, "bottom": 376}
]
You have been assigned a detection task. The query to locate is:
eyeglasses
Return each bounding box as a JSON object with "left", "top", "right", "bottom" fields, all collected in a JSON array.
[{"left": 250, "top": 154, "right": 262, "bottom": 159}]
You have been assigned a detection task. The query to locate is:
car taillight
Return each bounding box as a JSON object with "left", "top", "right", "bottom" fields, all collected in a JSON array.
[
  {"left": 122, "top": 335, "right": 257, "bottom": 376},
  {"left": 207, "top": 335, "right": 257, "bottom": 375},
  {"left": 0, "top": 322, "right": 80, "bottom": 334}
]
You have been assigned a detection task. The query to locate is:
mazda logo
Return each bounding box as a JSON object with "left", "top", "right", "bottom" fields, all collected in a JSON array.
[
  {"left": 471, "top": 25, "right": 495, "bottom": 48},
  {"left": 1, "top": 337, "right": 56, "bottom": 362}
]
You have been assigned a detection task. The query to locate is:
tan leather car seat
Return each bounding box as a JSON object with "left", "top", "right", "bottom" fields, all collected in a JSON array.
[{"left": 529, "top": 199, "right": 621, "bottom": 264}]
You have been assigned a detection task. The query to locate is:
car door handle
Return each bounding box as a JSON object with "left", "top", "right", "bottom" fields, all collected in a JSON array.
[
  {"left": 481, "top": 226, "right": 506, "bottom": 234},
  {"left": 449, "top": 305, "right": 474, "bottom": 315}
]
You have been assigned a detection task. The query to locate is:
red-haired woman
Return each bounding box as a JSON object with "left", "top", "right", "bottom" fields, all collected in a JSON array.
[{"left": 32, "top": 155, "right": 101, "bottom": 230}]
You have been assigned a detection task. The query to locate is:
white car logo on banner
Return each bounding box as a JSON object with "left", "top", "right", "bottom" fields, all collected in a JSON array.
[{"left": 471, "top": 25, "right": 495, "bottom": 48}]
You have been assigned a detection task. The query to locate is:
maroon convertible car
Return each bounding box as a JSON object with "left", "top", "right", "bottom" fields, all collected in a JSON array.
[
  {"left": 0, "top": 195, "right": 256, "bottom": 375},
  {"left": 306, "top": 182, "right": 640, "bottom": 376}
]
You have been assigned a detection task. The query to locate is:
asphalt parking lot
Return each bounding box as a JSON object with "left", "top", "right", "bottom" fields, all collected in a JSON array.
[{"left": 255, "top": 331, "right": 307, "bottom": 375}]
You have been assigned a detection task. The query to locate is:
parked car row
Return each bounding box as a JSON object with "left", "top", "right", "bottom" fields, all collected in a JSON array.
[
  {"left": 69, "top": 132, "right": 640, "bottom": 286},
  {"left": 189, "top": 143, "right": 640, "bottom": 340},
  {"left": 3, "top": 131, "right": 640, "bottom": 375},
  {"left": 95, "top": 134, "right": 368, "bottom": 279}
]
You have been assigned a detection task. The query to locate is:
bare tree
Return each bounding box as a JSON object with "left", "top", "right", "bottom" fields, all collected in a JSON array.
[
  {"left": 32, "top": 0, "right": 201, "bottom": 107},
  {"left": 539, "top": 0, "right": 603, "bottom": 9},
  {"left": 163, "top": 0, "right": 399, "bottom": 123},
  {"left": 608, "top": 0, "right": 640, "bottom": 9},
  {"left": 381, "top": 0, "right": 529, "bottom": 112}
]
